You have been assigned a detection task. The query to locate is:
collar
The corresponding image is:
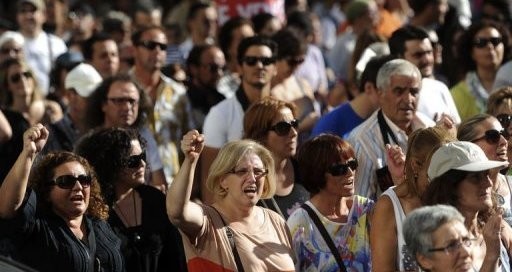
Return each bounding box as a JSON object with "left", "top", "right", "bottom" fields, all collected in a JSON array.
[{"left": 235, "top": 85, "right": 251, "bottom": 111}]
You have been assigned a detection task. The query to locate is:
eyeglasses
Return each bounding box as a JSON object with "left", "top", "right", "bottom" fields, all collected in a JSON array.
[
  {"left": 202, "top": 63, "right": 226, "bottom": 73},
  {"left": 287, "top": 57, "right": 305, "bottom": 66},
  {"left": 269, "top": 119, "right": 299, "bottom": 136},
  {"left": 242, "top": 56, "right": 275, "bottom": 66},
  {"left": 9, "top": 71, "right": 32, "bottom": 83},
  {"left": 473, "top": 37, "right": 502, "bottom": 48},
  {"left": 50, "top": 174, "right": 92, "bottom": 189},
  {"left": 126, "top": 153, "right": 146, "bottom": 168},
  {"left": 229, "top": 168, "right": 268, "bottom": 179},
  {"left": 0, "top": 47, "right": 22, "bottom": 55},
  {"left": 327, "top": 159, "right": 358, "bottom": 176},
  {"left": 428, "top": 237, "right": 475, "bottom": 255},
  {"left": 497, "top": 114, "right": 512, "bottom": 129},
  {"left": 107, "top": 97, "right": 139, "bottom": 107},
  {"left": 471, "top": 129, "right": 509, "bottom": 144},
  {"left": 137, "top": 40, "right": 168, "bottom": 51}
]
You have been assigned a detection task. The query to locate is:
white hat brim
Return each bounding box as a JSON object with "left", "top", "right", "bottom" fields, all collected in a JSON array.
[{"left": 454, "top": 160, "right": 509, "bottom": 172}]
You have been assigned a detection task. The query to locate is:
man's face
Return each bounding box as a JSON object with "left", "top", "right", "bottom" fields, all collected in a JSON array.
[
  {"left": 379, "top": 74, "right": 421, "bottom": 129},
  {"left": 240, "top": 45, "right": 277, "bottom": 89},
  {"left": 102, "top": 81, "right": 140, "bottom": 127},
  {"left": 16, "top": 3, "right": 45, "bottom": 33},
  {"left": 91, "top": 40, "right": 119, "bottom": 78},
  {"left": 134, "top": 29, "right": 167, "bottom": 72},
  {"left": 191, "top": 6, "right": 217, "bottom": 40},
  {"left": 403, "top": 38, "right": 434, "bottom": 78},
  {"left": 196, "top": 47, "right": 226, "bottom": 88}
]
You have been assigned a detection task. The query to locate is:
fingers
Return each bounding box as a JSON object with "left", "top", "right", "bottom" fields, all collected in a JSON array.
[{"left": 181, "top": 130, "right": 204, "bottom": 154}]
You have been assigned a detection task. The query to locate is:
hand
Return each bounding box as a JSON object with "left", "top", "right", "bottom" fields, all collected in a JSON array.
[
  {"left": 385, "top": 144, "right": 405, "bottom": 184},
  {"left": 23, "top": 124, "right": 48, "bottom": 155},
  {"left": 181, "top": 130, "right": 204, "bottom": 160},
  {"left": 482, "top": 213, "right": 503, "bottom": 260},
  {"left": 435, "top": 113, "right": 457, "bottom": 137}
]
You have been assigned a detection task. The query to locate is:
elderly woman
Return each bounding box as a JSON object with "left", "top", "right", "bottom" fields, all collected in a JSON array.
[
  {"left": 167, "top": 130, "right": 295, "bottom": 271},
  {"left": 451, "top": 21, "right": 511, "bottom": 120},
  {"left": 424, "top": 141, "right": 510, "bottom": 271},
  {"left": 287, "top": 134, "right": 373, "bottom": 271},
  {"left": 0, "top": 31, "right": 25, "bottom": 63},
  {"left": 0, "top": 124, "right": 124, "bottom": 271},
  {"left": 243, "top": 96, "right": 309, "bottom": 219},
  {"left": 75, "top": 127, "right": 187, "bottom": 272},
  {"left": 371, "top": 127, "right": 456, "bottom": 272},
  {"left": 403, "top": 205, "right": 475, "bottom": 271}
]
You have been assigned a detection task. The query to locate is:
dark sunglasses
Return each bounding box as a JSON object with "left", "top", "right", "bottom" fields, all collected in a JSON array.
[
  {"left": 126, "top": 153, "right": 146, "bottom": 168},
  {"left": 269, "top": 119, "right": 299, "bottom": 136},
  {"left": 202, "top": 63, "right": 226, "bottom": 73},
  {"left": 107, "top": 97, "right": 139, "bottom": 107},
  {"left": 10, "top": 71, "right": 32, "bottom": 83},
  {"left": 242, "top": 56, "right": 275, "bottom": 66},
  {"left": 473, "top": 37, "right": 502, "bottom": 48},
  {"left": 471, "top": 129, "right": 509, "bottom": 144},
  {"left": 51, "top": 175, "right": 92, "bottom": 189},
  {"left": 287, "top": 57, "right": 305, "bottom": 66},
  {"left": 137, "top": 40, "right": 167, "bottom": 51},
  {"left": 497, "top": 114, "right": 512, "bottom": 128},
  {"left": 327, "top": 159, "right": 358, "bottom": 176}
]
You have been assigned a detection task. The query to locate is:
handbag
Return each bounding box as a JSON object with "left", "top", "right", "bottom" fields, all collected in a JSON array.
[{"left": 210, "top": 206, "right": 245, "bottom": 272}]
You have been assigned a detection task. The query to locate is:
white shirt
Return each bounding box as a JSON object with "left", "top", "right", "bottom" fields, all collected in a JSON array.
[{"left": 417, "top": 77, "right": 461, "bottom": 124}]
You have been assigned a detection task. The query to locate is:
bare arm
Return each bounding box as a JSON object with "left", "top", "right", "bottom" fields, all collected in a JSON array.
[
  {"left": 479, "top": 214, "right": 502, "bottom": 272},
  {"left": 0, "top": 109, "right": 12, "bottom": 143},
  {"left": 167, "top": 130, "right": 206, "bottom": 239},
  {"left": 371, "top": 195, "right": 399, "bottom": 272},
  {"left": 200, "top": 146, "right": 219, "bottom": 205},
  {"left": 0, "top": 124, "right": 48, "bottom": 218}
]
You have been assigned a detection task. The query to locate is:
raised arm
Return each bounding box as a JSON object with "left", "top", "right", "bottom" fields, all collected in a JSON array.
[
  {"left": 167, "top": 130, "right": 206, "bottom": 239},
  {"left": 0, "top": 124, "right": 48, "bottom": 218},
  {"left": 0, "top": 109, "right": 12, "bottom": 143}
]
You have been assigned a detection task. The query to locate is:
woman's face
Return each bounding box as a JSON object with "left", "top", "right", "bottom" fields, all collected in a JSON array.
[
  {"left": 471, "top": 117, "right": 508, "bottom": 162},
  {"left": 456, "top": 170, "right": 493, "bottom": 213},
  {"left": 323, "top": 156, "right": 357, "bottom": 197},
  {"left": 264, "top": 107, "right": 298, "bottom": 160},
  {"left": 49, "top": 161, "right": 91, "bottom": 219},
  {"left": 471, "top": 27, "right": 504, "bottom": 70},
  {"left": 117, "top": 139, "right": 146, "bottom": 188},
  {"left": 6, "top": 63, "right": 34, "bottom": 98},
  {"left": 276, "top": 54, "right": 305, "bottom": 78},
  {"left": 418, "top": 220, "right": 473, "bottom": 272},
  {"left": 220, "top": 152, "right": 267, "bottom": 206}
]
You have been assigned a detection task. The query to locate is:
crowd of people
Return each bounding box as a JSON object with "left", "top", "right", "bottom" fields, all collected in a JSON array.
[{"left": 2, "top": 0, "right": 512, "bottom": 271}]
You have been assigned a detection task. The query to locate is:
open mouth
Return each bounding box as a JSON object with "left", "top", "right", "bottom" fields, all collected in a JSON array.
[
  {"left": 243, "top": 186, "right": 258, "bottom": 195},
  {"left": 70, "top": 195, "right": 84, "bottom": 202}
]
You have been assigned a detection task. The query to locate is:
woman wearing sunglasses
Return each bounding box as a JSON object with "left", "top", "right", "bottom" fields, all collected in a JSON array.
[
  {"left": 458, "top": 113, "right": 512, "bottom": 226},
  {"left": 286, "top": 134, "right": 373, "bottom": 271},
  {"left": 243, "top": 97, "right": 309, "bottom": 219},
  {"left": 451, "top": 21, "right": 510, "bottom": 121},
  {"left": 0, "top": 124, "right": 124, "bottom": 271},
  {"left": 488, "top": 86, "right": 512, "bottom": 172},
  {"left": 75, "top": 127, "right": 187, "bottom": 272}
]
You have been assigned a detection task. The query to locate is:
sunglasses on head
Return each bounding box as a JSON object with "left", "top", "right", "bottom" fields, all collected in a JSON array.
[
  {"left": 10, "top": 71, "right": 32, "bottom": 83},
  {"left": 51, "top": 175, "right": 92, "bottom": 189},
  {"left": 269, "top": 119, "right": 299, "bottom": 136},
  {"left": 287, "top": 57, "right": 305, "bottom": 66},
  {"left": 497, "top": 114, "right": 512, "bottom": 128},
  {"left": 327, "top": 159, "right": 358, "bottom": 176},
  {"left": 242, "top": 56, "right": 275, "bottom": 66},
  {"left": 126, "top": 153, "right": 146, "bottom": 168},
  {"left": 473, "top": 37, "right": 502, "bottom": 48},
  {"left": 471, "top": 129, "right": 509, "bottom": 144},
  {"left": 137, "top": 40, "right": 167, "bottom": 51}
]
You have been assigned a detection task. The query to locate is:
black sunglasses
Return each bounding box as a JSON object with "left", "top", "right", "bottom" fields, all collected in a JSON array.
[
  {"left": 497, "top": 114, "right": 512, "bottom": 128},
  {"left": 202, "top": 63, "right": 226, "bottom": 73},
  {"left": 287, "top": 57, "right": 305, "bottom": 66},
  {"left": 269, "top": 119, "right": 299, "bottom": 136},
  {"left": 126, "top": 153, "right": 146, "bottom": 168},
  {"left": 137, "top": 40, "right": 167, "bottom": 51},
  {"left": 327, "top": 159, "right": 358, "bottom": 176},
  {"left": 473, "top": 37, "right": 502, "bottom": 48},
  {"left": 10, "top": 71, "right": 32, "bottom": 83},
  {"left": 51, "top": 175, "right": 92, "bottom": 189},
  {"left": 242, "top": 56, "right": 275, "bottom": 66},
  {"left": 471, "top": 129, "right": 509, "bottom": 144}
]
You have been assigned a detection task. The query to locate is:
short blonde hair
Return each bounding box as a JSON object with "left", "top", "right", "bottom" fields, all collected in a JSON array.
[{"left": 206, "top": 140, "right": 276, "bottom": 201}]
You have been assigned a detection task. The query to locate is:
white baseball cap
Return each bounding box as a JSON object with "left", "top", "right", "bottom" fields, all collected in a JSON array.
[
  {"left": 428, "top": 141, "right": 509, "bottom": 180},
  {"left": 65, "top": 63, "right": 102, "bottom": 98}
]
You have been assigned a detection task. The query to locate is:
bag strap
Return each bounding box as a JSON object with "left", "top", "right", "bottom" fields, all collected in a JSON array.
[
  {"left": 301, "top": 203, "right": 347, "bottom": 272},
  {"left": 209, "top": 206, "right": 245, "bottom": 272}
]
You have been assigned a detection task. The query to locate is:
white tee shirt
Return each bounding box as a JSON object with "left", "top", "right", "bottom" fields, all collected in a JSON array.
[
  {"left": 417, "top": 77, "right": 461, "bottom": 124},
  {"left": 202, "top": 95, "right": 244, "bottom": 148}
]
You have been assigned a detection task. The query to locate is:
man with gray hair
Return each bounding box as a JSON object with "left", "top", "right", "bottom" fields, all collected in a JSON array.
[{"left": 347, "top": 59, "right": 435, "bottom": 199}]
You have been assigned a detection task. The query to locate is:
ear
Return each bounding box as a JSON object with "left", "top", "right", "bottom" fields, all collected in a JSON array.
[
  {"left": 219, "top": 176, "right": 229, "bottom": 192},
  {"left": 416, "top": 253, "right": 434, "bottom": 271}
]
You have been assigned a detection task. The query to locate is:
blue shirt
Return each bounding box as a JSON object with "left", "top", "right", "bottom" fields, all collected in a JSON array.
[{"left": 311, "top": 102, "right": 364, "bottom": 139}]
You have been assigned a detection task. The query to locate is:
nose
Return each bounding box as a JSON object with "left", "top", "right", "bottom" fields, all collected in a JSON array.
[{"left": 72, "top": 180, "right": 84, "bottom": 190}]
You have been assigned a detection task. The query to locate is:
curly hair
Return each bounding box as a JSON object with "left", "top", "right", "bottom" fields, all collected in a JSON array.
[
  {"left": 75, "top": 127, "right": 147, "bottom": 206},
  {"left": 29, "top": 151, "right": 109, "bottom": 220},
  {"left": 0, "top": 58, "right": 43, "bottom": 108},
  {"left": 487, "top": 86, "right": 512, "bottom": 115}
]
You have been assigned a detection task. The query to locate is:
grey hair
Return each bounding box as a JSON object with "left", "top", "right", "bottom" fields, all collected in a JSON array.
[
  {"left": 403, "top": 205, "right": 465, "bottom": 258},
  {"left": 457, "top": 113, "right": 494, "bottom": 141},
  {"left": 376, "top": 59, "right": 421, "bottom": 90}
]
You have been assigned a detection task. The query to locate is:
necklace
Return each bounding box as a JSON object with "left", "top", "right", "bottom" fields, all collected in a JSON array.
[{"left": 114, "top": 190, "right": 139, "bottom": 228}]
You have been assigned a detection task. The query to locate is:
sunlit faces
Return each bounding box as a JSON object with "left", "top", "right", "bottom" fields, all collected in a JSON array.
[
  {"left": 240, "top": 45, "right": 277, "bottom": 88},
  {"left": 379, "top": 74, "right": 421, "bottom": 129},
  {"left": 456, "top": 170, "right": 493, "bottom": 213},
  {"left": 117, "top": 139, "right": 146, "bottom": 187},
  {"left": 324, "top": 157, "right": 357, "bottom": 197},
  {"left": 221, "top": 152, "right": 267, "bottom": 206},
  {"left": 134, "top": 29, "right": 168, "bottom": 71},
  {"left": 265, "top": 107, "right": 298, "bottom": 159},
  {"left": 471, "top": 27, "right": 504, "bottom": 70},
  {"left": 49, "top": 161, "right": 91, "bottom": 219},
  {"left": 102, "top": 81, "right": 140, "bottom": 127},
  {"left": 91, "top": 39, "right": 119, "bottom": 78},
  {"left": 16, "top": 3, "right": 46, "bottom": 33},
  {"left": 418, "top": 220, "right": 473, "bottom": 272},
  {"left": 6, "top": 63, "right": 35, "bottom": 98},
  {"left": 403, "top": 38, "right": 434, "bottom": 78},
  {"left": 471, "top": 117, "right": 508, "bottom": 162}
]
